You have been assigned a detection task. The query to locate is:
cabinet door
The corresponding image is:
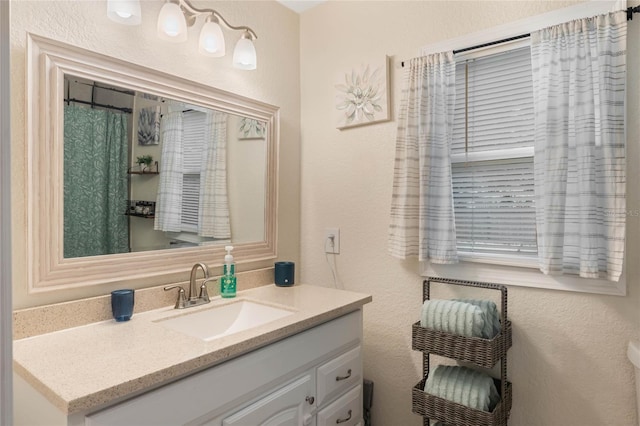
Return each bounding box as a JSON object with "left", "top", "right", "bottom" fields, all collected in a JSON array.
[
  {"left": 222, "top": 374, "right": 315, "bottom": 426},
  {"left": 316, "top": 385, "right": 362, "bottom": 426},
  {"left": 316, "top": 346, "right": 361, "bottom": 407}
]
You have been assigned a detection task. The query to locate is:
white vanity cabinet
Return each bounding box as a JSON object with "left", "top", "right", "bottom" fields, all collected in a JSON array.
[
  {"left": 220, "top": 373, "right": 315, "bottom": 426},
  {"left": 16, "top": 309, "right": 364, "bottom": 426},
  {"left": 216, "top": 343, "right": 363, "bottom": 426}
]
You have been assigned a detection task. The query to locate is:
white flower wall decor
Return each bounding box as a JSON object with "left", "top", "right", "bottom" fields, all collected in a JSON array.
[{"left": 335, "top": 56, "right": 390, "bottom": 129}]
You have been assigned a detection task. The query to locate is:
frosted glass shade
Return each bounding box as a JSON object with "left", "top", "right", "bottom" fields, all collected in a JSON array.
[
  {"left": 233, "top": 37, "right": 257, "bottom": 70},
  {"left": 157, "top": 2, "right": 188, "bottom": 42},
  {"left": 107, "top": 0, "right": 141, "bottom": 25},
  {"left": 199, "top": 21, "right": 226, "bottom": 57}
]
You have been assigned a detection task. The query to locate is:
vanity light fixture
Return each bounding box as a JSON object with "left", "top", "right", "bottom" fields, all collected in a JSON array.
[
  {"left": 108, "top": 0, "right": 258, "bottom": 70},
  {"left": 106, "top": 0, "right": 142, "bottom": 25},
  {"left": 199, "top": 16, "right": 226, "bottom": 57},
  {"left": 157, "top": 0, "right": 258, "bottom": 69},
  {"left": 233, "top": 31, "right": 258, "bottom": 70},
  {"left": 156, "top": 1, "right": 188, "bottom": 42}
]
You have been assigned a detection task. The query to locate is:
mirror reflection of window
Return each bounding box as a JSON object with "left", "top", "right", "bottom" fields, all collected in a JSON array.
[
  {"left": 181, "top": 110, "right": 205, "bottom": 233},
  {"left": 155, "top": 104, "right": 230, "bottom": 247}
]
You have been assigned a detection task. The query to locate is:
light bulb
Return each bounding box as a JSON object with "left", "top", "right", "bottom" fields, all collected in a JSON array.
[
  {"left": 233, "top": 35, "right": 257, "bottom": 70},
  {"left": 199, "top": 19, "right": 226, "bottom": 57},
  {"left": 107, "top": 0, "right": 141, "bottom": 25},
  {"left": 157, "top": 2, "right": 188, "bottom": 42}
]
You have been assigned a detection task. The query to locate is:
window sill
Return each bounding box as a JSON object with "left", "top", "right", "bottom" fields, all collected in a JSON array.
[
  {"left": 456, "top": 252, "right": 538, "bottom": 269},
  {"left": 421, "top": 257, "right": 626, "bottom": 296}
]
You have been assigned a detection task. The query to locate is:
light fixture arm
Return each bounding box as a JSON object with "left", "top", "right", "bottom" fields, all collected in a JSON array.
[{"left": 177, "top": 0, "right": 257, "bottom": 40}]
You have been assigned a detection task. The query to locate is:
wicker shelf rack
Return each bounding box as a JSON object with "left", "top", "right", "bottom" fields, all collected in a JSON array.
[{"left": 412, "top": 277, "right": 513, "bottom": 426}]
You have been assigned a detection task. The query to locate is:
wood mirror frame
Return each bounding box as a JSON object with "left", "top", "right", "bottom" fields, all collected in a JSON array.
[{"left": 26, "top": 33, "right": 278, "bottom": 292}]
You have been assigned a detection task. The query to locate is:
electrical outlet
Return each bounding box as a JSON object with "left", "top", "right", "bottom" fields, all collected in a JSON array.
[{"left": 324, "top": 228, "right": 340, "bottom": 254}]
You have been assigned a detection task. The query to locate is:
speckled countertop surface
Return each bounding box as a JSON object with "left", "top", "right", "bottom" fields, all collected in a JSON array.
[{"left": 13, "top": 284, "right": 372, "bottom": 416}]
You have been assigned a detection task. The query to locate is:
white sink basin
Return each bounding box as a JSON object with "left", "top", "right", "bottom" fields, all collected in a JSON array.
[{"left": 155, "top": 299, "right": 295, "bottom": 341}]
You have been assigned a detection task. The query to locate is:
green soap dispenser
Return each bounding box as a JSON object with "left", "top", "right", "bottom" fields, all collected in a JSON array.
[{"left": 221, "top": 245, "right": 236, "bottom": 298}]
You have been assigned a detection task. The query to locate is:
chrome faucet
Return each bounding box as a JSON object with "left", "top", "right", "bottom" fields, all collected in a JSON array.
[
  {"left": 164, "top": 262, "right": 215, "bottom": 309},
  {"left": 189, "top": 262, "right": 209, "bottom": 301}
]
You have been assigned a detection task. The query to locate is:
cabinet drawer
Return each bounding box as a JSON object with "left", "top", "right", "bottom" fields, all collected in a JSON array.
[
  {"left": 316, "top": 346, "right": 361, "bottom": 407},
  {"left": 316, "top": 385, "right": 362, "bottom": 426}
]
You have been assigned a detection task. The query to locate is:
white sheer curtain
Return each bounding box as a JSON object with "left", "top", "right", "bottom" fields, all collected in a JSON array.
[
  {"left": 154, "top": 102, "right": 184, "bottom": 232},
  {"left": 388, "top": 53, "right": 458, "bottom": 263},
  {"left": 198, "top": 110, "right": 230, "bottom": 238},
  {"left": 531, "top": 11, "right": 627, "bottom": 281}
]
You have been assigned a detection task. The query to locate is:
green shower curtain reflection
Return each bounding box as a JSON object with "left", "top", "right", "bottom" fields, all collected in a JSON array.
[{"left": 64, "top": 105, "right": 129, "bottom": 258}]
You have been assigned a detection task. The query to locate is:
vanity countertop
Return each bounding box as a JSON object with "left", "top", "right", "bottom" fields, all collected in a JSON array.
[{"left": 13, "top": 284, "right": 372, "bottom": 416}]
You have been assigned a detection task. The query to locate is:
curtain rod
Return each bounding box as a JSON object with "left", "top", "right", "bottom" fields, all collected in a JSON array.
[
  {"left": 64, "top": 98, "right": 133, "bottom": 114},
  {"left": 453, "top": 33, "right": 530, "bottom": 55},
  {"left": 69, "top": 79, "right": 135, "bottom": 96},
  {"left": 401, "top": 6, "right": 639, "bottom": 67}
]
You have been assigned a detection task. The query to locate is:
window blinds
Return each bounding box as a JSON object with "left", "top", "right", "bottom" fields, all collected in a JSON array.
[
  {"left": 181, "top": 111, "right": 205, "bottom": 231},
  {"left": 452, "top": 158, "right": 537, "bottom": 256},
  {"left": 451, "top": 46, "right": 537, "bottom": 257},
  {"left": 452, "top": 46, "right": 535, "bottom": 154}
]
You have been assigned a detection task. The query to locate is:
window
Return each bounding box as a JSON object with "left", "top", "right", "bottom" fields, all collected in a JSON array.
[
  {"left": 161, "top": 108, "right": 229, "bottom": 246},
  {"left": 451, "top": 45, "right": 537, "bottom": 266},
  {"left": 419, "top": 0, "right": 626, "bottom": 295},
  {"left": 181, "top": 110, "right": 205, "bottom": 233}
]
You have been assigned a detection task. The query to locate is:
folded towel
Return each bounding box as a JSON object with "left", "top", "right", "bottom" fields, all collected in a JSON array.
[
  {"left": 420, "top": 300, "right": 485, "bottom": 338},
  {"left": 454, "top": 299, "right": 501, "bottom": 338},
  {"left": 424, "top": 365, "right": 500, "bottom": 412}
]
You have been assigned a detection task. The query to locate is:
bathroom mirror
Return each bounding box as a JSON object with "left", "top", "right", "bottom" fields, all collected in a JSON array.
[
  {"left": 62, "top": 74, "right": 267, "bottom": 259},
  {"left": 26, "top": 33, "right": 278, "bottom": 291}
]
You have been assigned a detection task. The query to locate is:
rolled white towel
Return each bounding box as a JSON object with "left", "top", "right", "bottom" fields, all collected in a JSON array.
[
  {"left": 454, "top": 299, "right": 501, "bottom": 338},
  {"left": 424, "top": 365, "right": 500, "bottom": 412},
  {"left": 420, "top": 299, "right": 485, "bottom": 338}
]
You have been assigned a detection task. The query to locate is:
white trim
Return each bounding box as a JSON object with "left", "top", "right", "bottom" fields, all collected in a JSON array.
[
  {"left": 421, "top": 0, "right": 625, "bottom": 56},
  {"left": 0, "top": 0, "right": 13, "bottom": 423},
  {"left": 454, "top": 38, "right": 531, "bottom": 62},
  {"left": 450, "top": 147, "right": 534, "bottom": 163},
  {"left": 420, "top": 0, "right": 628, "bottom": 296},
  {"left": 457, "top": 252, "right": 539, "bottom": 269},
  {"left": 422, "top": 261, "right": 626, "bottom": 296}
]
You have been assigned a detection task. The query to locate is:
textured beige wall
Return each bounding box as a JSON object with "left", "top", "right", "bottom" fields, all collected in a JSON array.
[
  {"left": 299, "top": 1, "right": 640, "bottom": 425},
  {"left": 10, "top": 0, "right": 301, "bottom": 308}
]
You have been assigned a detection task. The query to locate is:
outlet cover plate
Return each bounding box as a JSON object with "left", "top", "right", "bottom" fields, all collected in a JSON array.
[{"left": 324, "top": 228, "right": 340, "bottom": 254}]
